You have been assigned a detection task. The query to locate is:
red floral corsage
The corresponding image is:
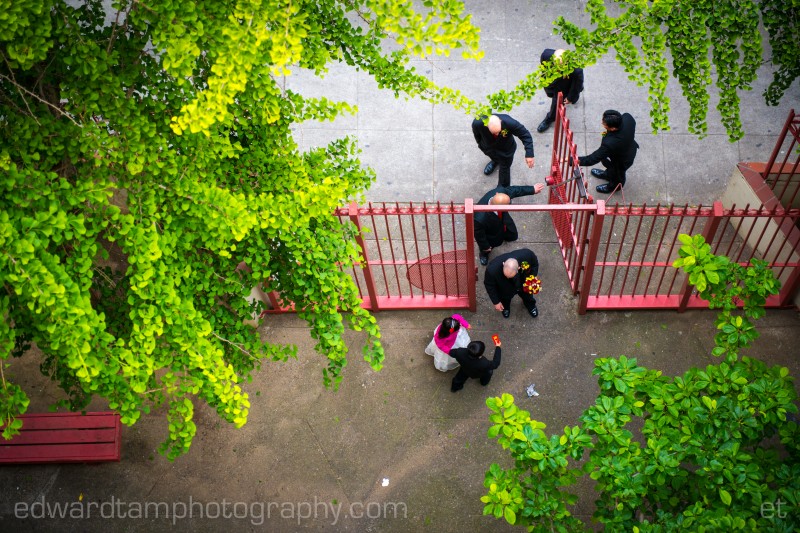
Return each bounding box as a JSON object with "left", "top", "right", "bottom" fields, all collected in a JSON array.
[{"left": 523, "top": 275, "right": 541, "bottom": 295}]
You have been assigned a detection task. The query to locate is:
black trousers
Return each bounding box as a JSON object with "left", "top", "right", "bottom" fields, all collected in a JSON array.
[
  {"left": 490, "top": 155, "right": 515, "bottom": 187},
  {"left": 451, "top": 368, "right": 493, "bottom": 391},
  {"left": 600, "top": 157, "right": 634, "bottom": 188},
  {"left": 500, "top": 291, "right": 537, "bottom": 312},
  {"left": 479, "top": 220, "right": 519, "bottom": 258}
]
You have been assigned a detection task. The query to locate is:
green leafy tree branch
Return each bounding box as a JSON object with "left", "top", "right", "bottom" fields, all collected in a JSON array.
[
  {"left": 474, "top": 0, "right": 798, "bottom": 141},
  {"left": 483, "top": 236, "right": 798, "bottom": 531},
  {"left": 0, "top": 0, "right": 481, "bottom": 459}
]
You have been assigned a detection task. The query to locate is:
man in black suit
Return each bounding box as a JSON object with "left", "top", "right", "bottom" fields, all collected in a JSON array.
[
  {"left": 484, "top": 248, "right": 539, "bottom": 319},
  {"left": 536, "top": 48, "right": 584, "bottom": 133},
  {"left": 449, "top": 341, "right": 501, "bottom": 392},
  {"left": 472, "top": 114, "right": 535, "bottom": 187},
  {"left": 475, "top": 183, "right": 545, "bottom": 266},
  {"left": 578, "top": 110, "right": 639, "bottom": 194}
]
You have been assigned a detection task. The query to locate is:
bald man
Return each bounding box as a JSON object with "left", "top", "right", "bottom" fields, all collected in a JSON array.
[
  {"left": 472, "top": 114, "right": 535, "bottom": 187},
  {"left": 475, "top": 184, "right": 545, "bottom": 265},
  {"left": 484, "top": 249, "right": 539, "bottom": 319}
]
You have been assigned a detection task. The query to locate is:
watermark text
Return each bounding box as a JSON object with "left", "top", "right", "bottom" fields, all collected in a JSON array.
[{"left": 14, "top": 496, "right": 407, "bottom": 525}]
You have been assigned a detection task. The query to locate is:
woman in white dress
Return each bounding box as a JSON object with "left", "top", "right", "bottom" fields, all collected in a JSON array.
[{"left": 425, "top": 314, "right": 471, "bottom": 371}]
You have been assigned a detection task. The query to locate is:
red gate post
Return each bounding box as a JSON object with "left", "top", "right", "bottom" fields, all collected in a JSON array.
[
  {"left": 578, "top": 200, "right": 605, "bottom": 314},
  {"left": 552, "top": 93, "right": 564, "bottom": 169},
  {"left": 677, "top": 201, "right": 724, "bottom": 312},
  {"left": 349, "top": 201, "right": 381, "bottom": 311},
  {"left": 465, "top": 198, "right": 477, "bottom": 312}
]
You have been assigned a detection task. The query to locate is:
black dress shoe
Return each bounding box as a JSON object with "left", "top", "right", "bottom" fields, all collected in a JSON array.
[
  {"left": 590, "top": 168, "right": 609, "bottom": 180},
  {"left": 529, "top": 306, "right": 539, "bottom": 318},
  {"left": 483, "top": 161, "right": 497, "bottom": 175},
  {"left": 502, "top": 309, "right": 510, "bottom": 318},
  {"left": 479, "top": 255, "right": 489, "bottom": 266},
  {"left": 596, "top": 183, "right": 616, "bottom": 194},
  {"left": 537, "top": 119, "right": 553, "bottom": 133}
]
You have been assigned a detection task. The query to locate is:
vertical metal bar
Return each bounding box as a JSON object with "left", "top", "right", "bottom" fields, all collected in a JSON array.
[
  {"left": 651, "top": 205, "right": 676, "bottom": 295},
  {"left": 667, "top": 206, "right": 704, "bottom": 297},
  {"left": 596, "top": 207, "right": 616, "bottom": 298},
  {"left": 336, "top": 209, "right": 364, "bottom": 302},
  {"left": 621, "top": 207, "right": 645, "bottom": 295},
  {"left": 349, "top": 201, "right": 380, "bottom": 311},
  {"left": 409, "top": 203, "right": 424, "bottom": 296},
  {"left": 450, "top": 203, "right": 461, "bottom": 297},
  {"left": 397, "top": 202, "right": 413, "bottom": 297},
  {"left": 775, "top": 112, "right": 798, "bottom": 200},
  {"left": 641, "top": 204, "right": 663, "bottom": 295},
  {"left": 761, "top": 204, "right": 788, "bottom": 266},
  {"left": 664, "top": 205, "right": 699, "bottom": 297},
  {"left": 605, "top": 205, "right": 632, "bottom": 297},
  {"left": 435, "top": 202, "right": 448, "bottom": 297},
  {"left": 579, "top": 201, "right": 605, "bottom": 313},
  {"left": 733, "top": 207, "right": 759, "bottom": 264},
  {"left": 719, "top": 203, "right": 748, "bottom": 259},
  {"left": 551, "top": 93, "right": 564, "bottom": 172},
  {"left": 778, "top": 211, "right": 800, "bottom": 306},
  {"left": 380, "top": 203, "right": 402, "bottom": 298},
  {"left": 571, "top": 207, "right": 593, "bottom": 294},
  {"left": 465, "top": 199, "right": 477, "bottom": 312},
  {"left": 783, "top": 156, "right": 800, "bottom": 207},
  {"left": 633, "top": 205, "right": 656, "bottom": 296},
  {"left": 769, "top": 209, "right": 794, "bottom": 284},
  {"left": 368, "top": 203, "right": 389, "bottom": 298},
  {"left": 763, "top": 109, "right": 794, "bottom": 181},
  {"left": 266, "top": 291, "right": 283, "bottom": 312},
  {"left": 677, "top": 202, "right": 724, "bottom": 311},
  {"left": 743, "top": 204, "right": 776, "bottom": 265},
  {"left": 424, "top": 202, "right": 437, "bottom": 297}
]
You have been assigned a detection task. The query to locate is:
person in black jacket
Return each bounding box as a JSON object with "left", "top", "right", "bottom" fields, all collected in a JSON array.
[
  {"left": 449, "top": 340, "right": 501, "bottom": 392},
  {"left": 484, "top": 248, "right": 539, "bottom": 319},
  {"left": 578, "top": 110, "right": 639, "bottom": 194},
  {"left": 537, "top": 49, "right": 584, "bottom": 133},
  {"left": 472, "top": 114, "right": 535, "bottom": 188},
  {"left": 475, "top": 184, "right": 545, "bottom": 265}
]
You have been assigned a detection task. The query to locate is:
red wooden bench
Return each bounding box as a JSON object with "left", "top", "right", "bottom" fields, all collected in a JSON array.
[{"left": 0, "top": 412, "right": 121, "bottom": 464}]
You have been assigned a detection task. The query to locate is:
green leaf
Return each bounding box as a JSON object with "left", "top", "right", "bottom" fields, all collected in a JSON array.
[{"left": 503, "top": 506, "right": 516, "bottom": 524}]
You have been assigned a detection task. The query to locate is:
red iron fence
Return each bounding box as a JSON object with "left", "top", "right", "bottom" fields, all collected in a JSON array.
[
  {"left": 578, "top": 202, "right": 800, "bottom": 313},
  {"left": 263, "top": 107, "right": 800, "bottom": 315},
  {"left": 336, "top": 201, "right": 474, "bottom": 311}
]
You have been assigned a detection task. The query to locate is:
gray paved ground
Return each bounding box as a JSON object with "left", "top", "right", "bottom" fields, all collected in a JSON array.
[{"left": 2, "top": 1, "right": 799, "bottom": 531}]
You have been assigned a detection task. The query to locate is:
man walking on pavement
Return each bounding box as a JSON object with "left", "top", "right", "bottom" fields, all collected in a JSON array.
[
  {"left": 536, "top": 48, "right": 584, "bottom": 133},
  {"left": 475, "top": 183, "right": 545, "bottom": 266},
  {"left": 484, "top": 248, "right": 540, "bottom": 319},
  {"left": 472, "top": 114, "right": 535, "bottom": 187},
  {"left": 578, "top": 110, "right": 639, "bottom": 194}
]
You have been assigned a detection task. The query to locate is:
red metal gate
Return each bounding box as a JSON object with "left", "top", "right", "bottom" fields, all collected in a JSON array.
[
  {"left": 263, "top": 107, "right": 800, "bottom": 315},
  {"left": 338, "top": 202, "right": 475, "bottom": 311},
  {"left": 546, "top": 93, "right": 595, "bottom": 294},
  {"left": 263, "top": 201, "right": 475, "bottom": 313}
]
